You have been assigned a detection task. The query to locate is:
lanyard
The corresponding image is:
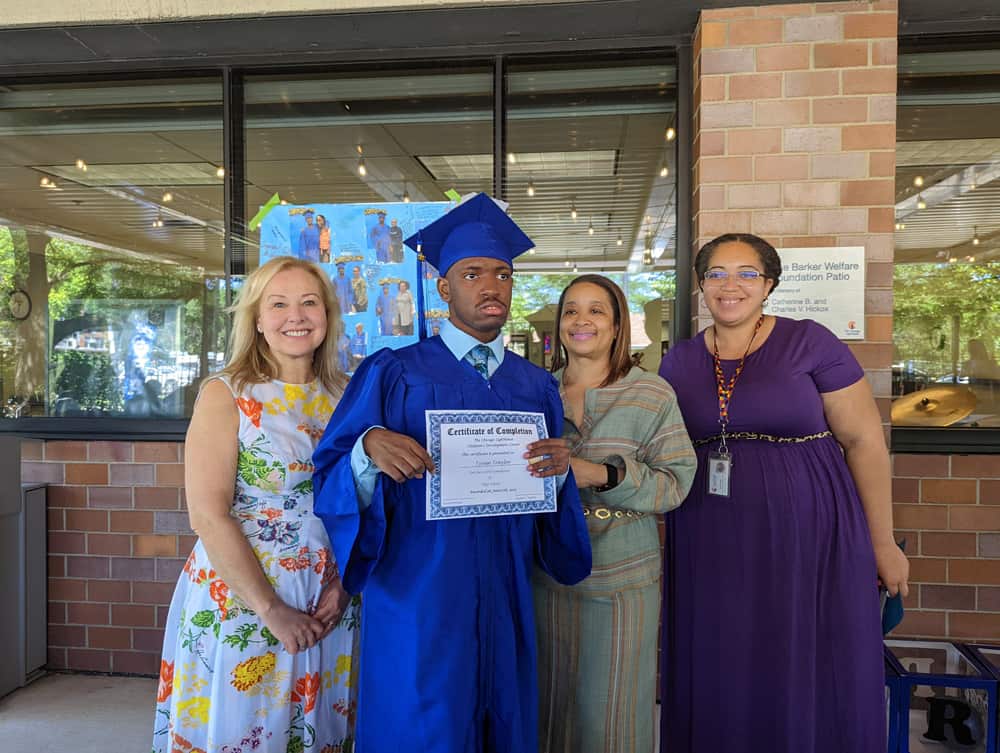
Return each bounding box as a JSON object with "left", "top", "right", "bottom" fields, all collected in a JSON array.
[{"left": 712, "top": 315, "right": 764, "bottom": 454}]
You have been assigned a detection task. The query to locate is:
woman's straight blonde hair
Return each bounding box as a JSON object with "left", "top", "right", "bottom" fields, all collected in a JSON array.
[{"left": 219, "top": 256, "right": 348, "bottom": 397}]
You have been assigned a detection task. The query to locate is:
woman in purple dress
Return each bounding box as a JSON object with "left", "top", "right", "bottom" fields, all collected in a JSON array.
[{"left": 658, "top": 233, "right": 909, "bottom": 753}]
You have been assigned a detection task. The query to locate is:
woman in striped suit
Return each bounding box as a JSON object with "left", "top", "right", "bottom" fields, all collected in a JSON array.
[{"left": 533, "top": 274, "right": 696, "bottom": 753}]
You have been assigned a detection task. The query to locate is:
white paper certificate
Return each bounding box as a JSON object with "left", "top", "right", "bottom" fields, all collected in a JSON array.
[{"left": 425, "top": 409, "right": 558, "bottom": 520}]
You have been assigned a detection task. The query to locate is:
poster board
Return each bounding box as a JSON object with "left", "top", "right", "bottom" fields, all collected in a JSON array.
[{"left": 769, "top": 246, "right": 866, "bottom": 340}]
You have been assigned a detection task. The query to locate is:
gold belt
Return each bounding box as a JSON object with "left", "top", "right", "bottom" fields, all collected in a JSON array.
[
  {"left": 692, "top": 430, "right": 833, "bottom": 447},
  {"left": 582, "top": 505, "right": 644, "bottom": 520}
]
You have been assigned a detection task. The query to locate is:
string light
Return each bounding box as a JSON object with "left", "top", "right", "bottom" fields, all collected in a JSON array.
[
  {"left": 913, "top": 175, "right": 924, "bottom": 187},
  {"left": 973, "top": 227, "right": 980, "bottom": 246},
  {"left": 162, "top": 192, "right": 173, "bottom": 203},
  {"left": 660, "top": 164, "right": 669, "bottom": 178},
  {"left": 527, "top": 178, "right": 535, "bottom": 197},
  {"left": 665, "top": 127, "right": 676, "bottom": 141},
  {"left": 588, "top": 220, "right": 594, "bottom": 236},
  {"left": 616, "top": 234, "right": 623, "bottom": 247},
  {"left": 75, "top": 158, "right": 87, "bottom": 171},
  {"left": 358, "top": 157, "right": 367, "bottom": 177},
  {"left": 570, "top": 203, "right": 578, "bottom": 220},
  {"left": 39, "top": 176, "right": 51, "bottom": 188},
  {"left": 216, "top": 166, "right": 225, "bottom": 178},
  {"left": 563, "top": 258, "right": 570, "bottom": 268},
  {"left": 572, "top": 264, "right": 579, "bottom": 273},
  {"left": 917, "top": 194, "right": 926, "bottom": 210},
  {"left": 508, "top": 153, "right": 516, "bottom": 164}
]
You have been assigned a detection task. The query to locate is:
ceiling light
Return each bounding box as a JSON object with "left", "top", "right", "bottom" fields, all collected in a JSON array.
[
  {"left": 660, "top": 165, "right": 669, "bottom": 178},
  {"left": 917, "top": 194, "right": 926, "bottom": 210},
  {"left": 913, "top": 175, "right": 924, "bottom": 187},
  {"left": 949, "top": 256, "right": 958, "bottom": 263},
  {"left": 588, "top": 220, "right": 594, "bottom": 236},
  {"left": 529, "top": 248, "right": 536, "bottom": 255},
  {"left": 894, "top": 222, "right": 902, "bottom": 231},
  {"left": 570, "top": 203, "right": 578, "bottom": 220},
  {"left": 616, "top": 234, "right": 623, "bottom": 247},
  {"left": 152, "top": 213, "right": 164, "bottom": 229},
  {"left": 527, "top": 179, "right": 535, "bottom": 197},
  {"left": 75, "top": 159, "right": 87, "bottom": 171},
  {"left": 403, "top": 188, "right": 411, "bottom": 203},
  {"left": 564, "top": 258, "right": 570, "bottom": 268},
  {"left": 358, "top": 157, "right": 367, "bottom": 177},
  {"left": 39, "top": 176, "right": 51, "bottom": 187},
  {"left": 508, "top": 153, "right": 516, "bottom": 164},
  {"left": 966, "top": 255, "right": 976, "bottom": 262},
  {"left": 280, "top": 200, "right": 288, "bottom": 205},
  {"left": 162, "top": 192, "right": 173, "bottom": 203},
  {"left": 973, "top": 227, "right": 980, "bottom": 246},
  {"left": 572, "top": 264, "right": 579, "bottom": 273},
  {"left": 215, "top": 166, "right": 225, "bottom": 178},
  {"left": 666, "top": 127, "right": 676, "bottom": 141}
]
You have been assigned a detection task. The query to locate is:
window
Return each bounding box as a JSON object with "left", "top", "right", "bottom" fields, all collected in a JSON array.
[
  {"left": 0, "top": 77, "right": 225, "bottom": 420},
  {"left": 893, "top": 48, "right": 1000, "bottom": 444}
]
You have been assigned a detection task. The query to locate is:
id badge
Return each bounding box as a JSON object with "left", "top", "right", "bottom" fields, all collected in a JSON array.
[{"left": 707, "top": 450, "right": 732, "bottom": 497}]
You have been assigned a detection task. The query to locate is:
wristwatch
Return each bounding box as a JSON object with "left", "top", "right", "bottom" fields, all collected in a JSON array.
[{"left": 595, "top": 463, "right": 619, "bottom": 492}]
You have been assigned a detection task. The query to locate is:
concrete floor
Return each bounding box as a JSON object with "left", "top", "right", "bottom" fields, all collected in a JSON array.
[{"left": 0, "top": 673, "right": 156, "bottom": 753}]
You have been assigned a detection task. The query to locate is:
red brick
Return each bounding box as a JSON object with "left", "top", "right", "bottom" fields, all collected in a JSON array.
[
  {"left": 66, "top": 648, "right": 111, "bottom": 672},
  {"left": 22, "top": 440, "right": 43, "bottom": 460},
  {"left": 23, "top": 462, "right": 65, "bottom": 484},
  {"left": 701, "top": 156, "right": 753, "bottom": 183},
  {"left": 44, "top": 441, "right": 89, "bottom": 461},
  {"left": 843, "top": 12, "right": 897, "bottom": 39},
  {"left": 841, "top": 179, "right": 895, "bottom": 207},
  {"left": 112, "top": 650, "right": 159, "bottom": 676},
  {"left": 89, "top": 626, "right": 132, "bottom": 650},
  {"left": 88, "top": 441, "right": 132, "bottom": 462},
  {"left": 704, "top": 7, "right": 758, "bottom": 20},
  {"left": 134, "top": 487, "right": 180, "bottom": 510},
  {"left": 702, "top": 101, "right": 755, "bottom": 129},
  {"left": 697, "top": 131, "right": 726, "bottom": 158},
  {"left": 906, "top": 557, "right": 947, "bottom": 584},
  {"left": 48, "top": 648, "right": 67, "bottom": 669},
  {"left": 754, "top": 154, "right": 809, "bottom": 181},
  {"left": 700, "top": 75, "right": 727, "bottom": 102},
  {"left": 157, "top": 605, "right": 171, "bottom": 628},
  {"left": 67, "top": 601, "right": 110, "bottom": 625},
  {"left": 894, "top": 454, "right": 949, "bottom": 477},
  {"left": 870, "top": 151, "right": 895, "bottom": 177},
  {"left": 922, "top": 584, "right": 976, "bottom": 611},
  {"left": 895, "top": 610, "right": 946, "bottom": 638},
  {"left": 88, "top": 486, "right": 132, "bottom": 509},
  {"left": 133, "top": 628, "right": 166, "bottom": 653},
  {"left": 950, "top": 559, "right": 1000, "bottom": 585},
  {"left": 697, "top": 185, "right": 726, "bottom": 212},
  {"left": 65, "top": 463, "right": 108, "bottom": 486},
  {"left": 66, "top": 509, "right": 108, "bottom": 532},
  {"left": 814, "top": 41, "right": 869, "bottom": 69},
  {"left": 88, "top": 579, "right": 132, "bottom": 603},
  {"left": 950, "top": 612, "right": 1000, "bottom": 640},
  {"left": 110, "top": 510, "right": 153, "bottom": 533},
  {"left": 893, "top": 504, "right": 948, "bottom": 530},
  {"left": 843, "top": 68, "right": 897, "bottom": 95},
  {"left": 112, "top": 604, "right": 156, "bottom": 627},
  {"left": 88, "top": 533, "right": 132, "bottom": 556},
  {"left": 982, "top": 480, "right": 1000, "bottom": 505},
  {"left": 843, "top": 123, "right": 896, "bottom": 150},
  {"left": 811, "top": 208, "right": 869, "bottom": 235},
  {"left": 178, "top": 535, "right": 198, "bottom": 555},
  {"left": 729, "top": 73, "right": 782, "bottom": 100},
  {"left": 756, "top": 3, "right": 814, "bottom": 17},
  {"left": 728, "top": 183, "right": 782, "bottom": 209},
  {"left": 48, "top": 485, "right": 88, "bottom": 508},
  {"left": 952, "top": 455, "right": 1000, "bottom": 478},
  {"left": 921, "top": 479, "right": 977, "bottom": 505},
  {"left": 776, "top": 235, "right": 837, "bottom": 248},
  {"left": 950, "top": 506, "right": 1000, "bottom": 531},
  {"left": 156, "top": 463, "right": 186, "bottom": 487},
  {"left": 134, "top": 534, "right": 177, "bottom": 557},
  {"left": 700, "top": 21, "right": 728, "bottom": 49},
  {"left": 132, "top": 581, "right": 176, "bottom": 605},
  {"left": 65, "top": 555, "right": 110, "bottom": 579},
  {"left": 702, "top": 48, "right": 756, "bottom": 76},
  {"left": 981, "top": 534, "right": 1000, "bottom": 558},
  {"left": 49, "top": 602, "right": 66, "bottom": 624},
  {"left": 754, "top": 98, "right": 810, "bottom": 126},
  {"left": 756, "top": 44, "right": 810, "bottom": 72},
  {"left": 728, "top": 128, "right": 782, "bottom": 156},
  {"left": 783, "top": 126, "right": 841, "bottom": 153},
  {"left": 48, "top": 531, "right": 86, "bottom": 554},
  {"left": 49, "top": 554, "right": 65, "bottom": 577},
  {"left": 48, "top": 624, "right": 86, "bottom": 648},
  {"left": 868, "top": 207, "right": 895, "bottom": 233},
  {"left": 979, "top": 587, "right": 1000, "bottom": 611},
  {"left": 811, "top": 152, "right": 868, "bottom": 179},
  {"left": 921, "top": 532, "right": 977, "bottom": 557},
  {"left": 698, "top": 210, "right": 752, "bottom": 236},
  {"left": 134, "top": 442, "right": 180, "bottom": 463},
  {"left": 48, "top": 578, "right": 87, "bottom": 601},
  {"left": 729, "top": 18, "right": 783, "bottom": 45},
  {"left": 812, "top": 96, "right": 868, "bottom": 124},
  {"left": 784, "top": 70, "right": 840, "bottom": 98}
]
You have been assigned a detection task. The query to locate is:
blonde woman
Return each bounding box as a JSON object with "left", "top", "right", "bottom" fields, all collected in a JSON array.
[{"left": 153, "top": 257, "right": 356, "bottom": 753}]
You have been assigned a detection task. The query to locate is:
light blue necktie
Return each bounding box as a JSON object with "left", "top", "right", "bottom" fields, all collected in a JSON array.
[{"left": 465, "top": 344, "right": 492, "bottom": 380}]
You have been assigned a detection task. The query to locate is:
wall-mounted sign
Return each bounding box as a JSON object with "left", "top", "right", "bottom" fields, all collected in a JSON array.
[{"left": 769, "top": 246, "right": 866, "bottom": 340}]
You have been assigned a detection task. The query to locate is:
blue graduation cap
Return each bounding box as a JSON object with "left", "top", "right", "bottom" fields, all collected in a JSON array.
[{"left": 403, "top": 193, "right": 534, "bottom": 276}]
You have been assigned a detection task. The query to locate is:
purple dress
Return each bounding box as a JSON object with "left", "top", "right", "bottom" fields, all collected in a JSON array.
[{"left": 658, "top": 317, "right": 885, "bottom": 753}]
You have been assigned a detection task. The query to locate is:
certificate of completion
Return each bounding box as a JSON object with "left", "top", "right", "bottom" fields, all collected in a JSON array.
[{"left": 425, "top": 409, "right": 558, "bottom": 520}]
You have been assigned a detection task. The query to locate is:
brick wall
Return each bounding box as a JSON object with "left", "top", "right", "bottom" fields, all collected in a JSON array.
[
  {"left": 24, "top": 439, "right": 192, "bottom": 675},
  {"left": 892, "top": 453, "right": 1000, "bottom": 640}
]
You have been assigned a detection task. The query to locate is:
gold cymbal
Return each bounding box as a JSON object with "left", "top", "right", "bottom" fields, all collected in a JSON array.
[{"left": 891, "top": 385, "right": 978, "bottom": 427}]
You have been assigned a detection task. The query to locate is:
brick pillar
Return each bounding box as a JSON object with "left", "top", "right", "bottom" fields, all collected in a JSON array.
[{"left": 690, "top": 0, "right": 897, "bottom": 413}]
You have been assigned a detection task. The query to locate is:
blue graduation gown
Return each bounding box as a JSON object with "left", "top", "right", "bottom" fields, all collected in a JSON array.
[{"left": 313, "top": 336, "right": 591, "bottom": 753}]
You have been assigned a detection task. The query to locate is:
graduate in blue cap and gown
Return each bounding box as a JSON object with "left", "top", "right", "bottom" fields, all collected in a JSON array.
[
  {"left": 333, "top": 262, "right": 352, "bottom": 315},
  {"left": 312, "top": 193, "right": 592, "bottom": 753}
]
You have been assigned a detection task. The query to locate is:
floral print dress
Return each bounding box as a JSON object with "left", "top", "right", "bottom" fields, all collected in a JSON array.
[{"left": 153, "top": 377, "right": 358, "bottom": 753}]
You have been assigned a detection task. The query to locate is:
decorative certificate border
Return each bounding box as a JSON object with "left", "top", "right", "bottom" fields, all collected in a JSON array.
[{"left": 425, "top": 409, "right": 557, "bottom": 520}]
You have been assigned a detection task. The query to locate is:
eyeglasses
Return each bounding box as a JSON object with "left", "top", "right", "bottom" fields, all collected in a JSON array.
[{"left": 703, "top": 269, "right": 766, "bottom": 286}]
